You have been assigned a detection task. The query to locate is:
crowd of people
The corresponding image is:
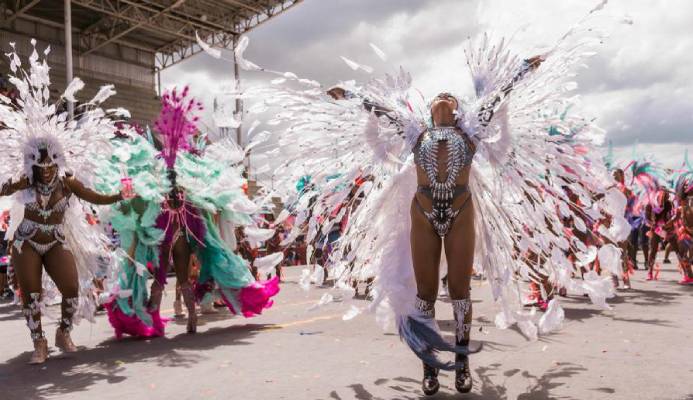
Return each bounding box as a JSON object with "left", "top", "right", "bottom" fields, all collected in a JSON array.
[{"left": 613, "top": 159, "right": 693, "bottom": 284}]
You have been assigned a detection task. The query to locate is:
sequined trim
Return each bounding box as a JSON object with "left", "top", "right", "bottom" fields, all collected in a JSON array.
[
  {"left": 14, "top": 219, "right": 66, "bottom": 255},
  {"left": 414, "top": 296, "right": 435, "bottom": 318},
  {"left": 452, "top": 298, "right": 472, "bottom": 339},
  {"left": 23, "top": 292, "right": 44, "bottom": 339},
  {"left": 451, "top": 299, "right": 472, "bottom": 314},
  {"left": 413, "top": 127, "right": 475, "bottom": 236},
  {"left": 26, "top": 195, "right": 70, "bottom": 220},
  {"left": 60, "top": 297, "right": 79, "bottom": 332}
]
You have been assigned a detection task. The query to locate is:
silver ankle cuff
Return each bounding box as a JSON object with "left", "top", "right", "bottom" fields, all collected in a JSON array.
[
  {"left": 30, "top": 330, "right": 45, "bottom": 340},
  {"left": 452, "top": 299, "right": 472, "bottom": 339},
  {"left": 451, "top": 299, "right": 471, "bottom": 314},
  {"left": 414, "top": 296, "right": 435, "bottom": 318}
]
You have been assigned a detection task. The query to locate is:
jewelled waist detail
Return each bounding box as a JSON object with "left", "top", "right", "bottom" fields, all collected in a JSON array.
[{"left": 16, "top": 219, "right": 66, "bottom": 242}]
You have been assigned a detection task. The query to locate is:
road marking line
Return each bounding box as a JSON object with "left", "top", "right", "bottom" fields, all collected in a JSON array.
[
  {"left": 160, "top": 299, "right": 320, "bottom": 316},
  {"left": 260, "top": 314, "right": 342, "bottom": 330},
  {"left": 159, "top": 307, "right": 342, "bottom": 331}
]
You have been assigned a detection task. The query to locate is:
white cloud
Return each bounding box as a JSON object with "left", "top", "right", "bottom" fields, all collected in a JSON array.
[{"left": 162, "top": 0, "right": 693, "bottom": 169}]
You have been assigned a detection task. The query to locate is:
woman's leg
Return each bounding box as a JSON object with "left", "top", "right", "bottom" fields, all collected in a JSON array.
[
  {"left": 524, "top": 250, "right": 552, "bottom": 307},
  {"left": 628, "top": 227, "right": 639, "bottom": 269},
  {"left": 686, "top": 245, "right": 693, "bottom": 279},
  {"left": 663, "top": 242, "right": 673, "bottom": 263},
  {"left": 13, "top": 243, "right": 49, "bottom": 363},
  {"left": 173, "top": 282, "right": 184, "bottom": 317},
  {"left": 647, "top": 235, "right": 660, "bottom": 279},
  {"left": 410, "top": 198, "right": 443, "bottom": 396},
  {"left": 410, "top": 201, "right": 442, "bottom": 302},
  {"left": 620, "top": 241, "right": 631, "bottom": 289},
  {"left": 676, "top": 240, "right": 693, "bottom": 282},
  {"left": 14, "top": 244, "right": 44, "bottom": 339},
  {"left": 172, "top": 236, "right": 195, "bottom": 333},
  {"left": 641, "top": 226, "right": 650, "bottom": 267},
  {"left": 44, "top": 245, "right": 80, "bottom": 352},
  {"left": 0, "top": 269, "right": 7, "bottom": 296},
  {"left": 443, "top": 201, "right": 475, "bottom": 394}
]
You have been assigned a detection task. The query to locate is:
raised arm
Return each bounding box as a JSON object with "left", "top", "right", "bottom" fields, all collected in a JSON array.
[
  {"left": 477, "top": 56, "right": 543, "bottom": 130},
  {"left": 65, "top": 176, "right": 123, "bottom": 205},
  {"left": 0, "top": 176, "right": 30, "bottom": 197}
]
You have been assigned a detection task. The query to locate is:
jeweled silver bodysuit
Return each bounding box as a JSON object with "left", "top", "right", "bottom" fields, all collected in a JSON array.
[
  {"left": 15, "top": 190, "right": 71, "bottom": 255},
  {"left": 414, "top": 127, "right": 475, "bottom": 237}
]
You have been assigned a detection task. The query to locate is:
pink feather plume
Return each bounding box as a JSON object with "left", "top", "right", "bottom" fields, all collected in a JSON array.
[{"left": 155, "top": 86, "right": 204, "bottom": 168}]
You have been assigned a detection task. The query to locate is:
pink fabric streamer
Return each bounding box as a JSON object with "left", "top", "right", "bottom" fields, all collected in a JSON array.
[
  {"left": 105, "top": 301, "right": 168, "bottom": 339},
  {"left": 239, "top": 277, "right": 281, "bottom": 317},
  {"left": 218, "top": 277, "right": 280, "bottom": 318}
]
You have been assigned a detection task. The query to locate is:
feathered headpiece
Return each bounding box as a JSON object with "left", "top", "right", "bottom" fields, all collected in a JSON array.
[
  {"left": 627, "top": 158, "right": 663, "bottom": 191},
  {"left": 674, "top": 150, "right": 693, "bottom": 200},
  {"left": 154, "top": 86, "right": 203, "bottom": 169},
  {"left": 0, "top": 39, "right": 127, "bottom": 186}
]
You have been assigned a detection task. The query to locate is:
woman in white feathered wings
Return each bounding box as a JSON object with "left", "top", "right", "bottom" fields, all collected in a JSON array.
[
  {"left": 198, "top": 3, "right": 629, "bottom": 394},
  {"left": 0, "top": 42, "right": 133, "bottom": 364}
]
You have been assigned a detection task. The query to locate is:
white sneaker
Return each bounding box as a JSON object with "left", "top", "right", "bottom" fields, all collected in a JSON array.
[{"left": 200, "top": 301, "right": 218, "bottom": 314}]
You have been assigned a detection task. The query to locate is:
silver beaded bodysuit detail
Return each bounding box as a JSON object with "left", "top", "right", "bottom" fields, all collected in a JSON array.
[
  {"left": 14, "top": 188, "right": 71, "bottom": 255},
  {"left": 414, "top": 127, "right": 475, "bottom": 237}
]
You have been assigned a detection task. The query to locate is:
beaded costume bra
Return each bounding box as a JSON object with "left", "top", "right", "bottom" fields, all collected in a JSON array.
[{"left": 413, "top": 127, "right": 475, "bottom": 236}]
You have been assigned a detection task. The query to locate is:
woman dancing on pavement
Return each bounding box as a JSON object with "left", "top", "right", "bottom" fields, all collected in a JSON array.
[
  {"left": 644, "top": 187, "right": 674, "bottom": 280},
  {"left": 198, "top": 5, "right": 630, "bottom": 394},
  {"left": 0, "top": 42, "right": 133, "bottom": 364},
  {"left": 673, "top": 170, "right": 693, "bottom": 284},
  {"left": 103, "top": 88, "right": 280, "bottom": 338}
]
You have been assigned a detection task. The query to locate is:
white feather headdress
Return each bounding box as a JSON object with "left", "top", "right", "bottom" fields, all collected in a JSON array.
[{"left": 0, "top": 39, "right": 121, "bottom": 186}]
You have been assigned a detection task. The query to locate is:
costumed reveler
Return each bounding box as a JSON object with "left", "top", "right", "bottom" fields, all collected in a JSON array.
[
  {"left": 616, "top": 155, "right": 663, "bottom": 269},
  {"left": 197, "top": 3, "right": 629, "bottom": 395},
  {"left": 625, "top": 157, "right": 672, "bottom": 280},
  {"left": 672, "top": 155, "right": 693, "bottom": 284},
  {"left": 101, "top": 87, "right": 281, "bottom": 338},
  {"left": 0, "top": 41, "right": 134, "bottom": 364}
]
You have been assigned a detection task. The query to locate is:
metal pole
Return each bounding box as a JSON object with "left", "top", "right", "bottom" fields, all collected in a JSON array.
[
  {"left": 156, "top": 67, "right": 161, "bottom": 97},
  {"left": 232, "top": 36, "right": 243, "bottom": 147},
  {"left": 232, "top": 35, "right": 247, "bottom": 178},
  {"left": 64, "top": 0, "right": 74, "bottom": 119}
]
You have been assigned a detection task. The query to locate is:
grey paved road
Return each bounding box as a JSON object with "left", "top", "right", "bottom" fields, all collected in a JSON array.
[{"left": 1, "top": 256, "right": 692, "bottom": 400}]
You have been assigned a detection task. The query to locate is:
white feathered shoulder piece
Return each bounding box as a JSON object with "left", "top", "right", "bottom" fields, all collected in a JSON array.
[
  {"left": 218, "top": 61, "right": 428, "bottom": 251},
  {"left": 360, "top": 67, "right": 428, "bottom": 161},
  {"left": 455, "top": 9, "right": 631, "bottom": 338}
]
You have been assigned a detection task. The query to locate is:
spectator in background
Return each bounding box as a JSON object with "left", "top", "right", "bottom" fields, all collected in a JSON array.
[
  {"left": 235, "top": 226, "right": 259, "bottom": 280},
  {"left": 265, "top": 224, "right": 286, "bottom": 282},
  {"left": 0, "top": 211, "right": 11, "bottom": 299}
]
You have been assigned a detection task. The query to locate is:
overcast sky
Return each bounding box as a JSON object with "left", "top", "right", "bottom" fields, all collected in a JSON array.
[{"left": 162, "top": 0, "right": 692, "bottom": 170}]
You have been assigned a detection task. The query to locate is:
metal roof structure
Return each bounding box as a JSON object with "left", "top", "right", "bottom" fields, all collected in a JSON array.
[{"left": 1, "top": 0, "right": 302, "bottom": 70}]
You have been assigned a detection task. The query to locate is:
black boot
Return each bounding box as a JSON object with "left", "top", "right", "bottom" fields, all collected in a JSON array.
[
  {"left": 422, "top": 363, "right": 440, "bottom": 396},
  {"left": 455, "top": 340, "right": 473, "bottom": 393},
  {"left": 415, "top": 295, "right": 440, "bottom": 395}
]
